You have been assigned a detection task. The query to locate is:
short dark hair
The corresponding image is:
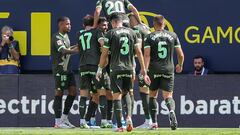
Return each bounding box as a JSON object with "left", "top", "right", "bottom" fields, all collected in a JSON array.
[
  {"left": 83, "top": 14, "right": 94, "bottom": 27},
  {"left": 194, "top": 55, "right": 205, "bottom": 62},
  {"left": 109, "top": 13, "right": 123, "bottom": 22},
  {"left": 153, "top": 14, "right": 165, "bottom": 25},
  {"left": 57, "top": 16, "right": 70, "bottom": 24},
  {"left": 98, "top": 17, "right": 107, "bottom": 25}
]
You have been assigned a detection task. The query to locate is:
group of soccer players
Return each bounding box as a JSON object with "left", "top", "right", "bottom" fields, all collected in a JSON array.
[{"left": 51, "top": 0, "right": 184, "bottom": 132}]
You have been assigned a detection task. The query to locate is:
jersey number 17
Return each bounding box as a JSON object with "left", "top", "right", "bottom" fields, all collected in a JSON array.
[{"left": 80, "top": 32, "right": 92, "bottom": 51}]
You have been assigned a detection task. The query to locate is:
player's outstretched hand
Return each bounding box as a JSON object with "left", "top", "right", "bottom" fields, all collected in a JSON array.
[
  {"left": 176, "top": 64, "right": 183, "bottom": 73},
  {"left": 96, "top": 67, "right": 103, "bottom": 81}
]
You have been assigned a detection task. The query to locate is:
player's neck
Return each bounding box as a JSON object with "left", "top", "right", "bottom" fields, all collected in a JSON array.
[
  {"left": 154, "top": 26, "right": 164, "bottom": 31},
  {"left": 58, "top": 30, "right": 66, "bottom": 36},
  {"left": 85, "top": 26, "right": 93, "bottom": 30},
  {"left": 115, "top": 24, "right": 123, "bottom": 28},
  {"left": 155, "top": 28, "right": 164, "bottom": 31}
]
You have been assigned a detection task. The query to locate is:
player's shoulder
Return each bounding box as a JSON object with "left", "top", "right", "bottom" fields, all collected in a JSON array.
[
  {"left": 78, "top": 28, "right": 95, "bottom": 35},
  {"left": 52, "top": 32, "right": 61, "bottom": 40},
  {"left": 163, "top": 30, "right": 178, "bottom": 38},
  {"left": 122, "top": 27, "right": 137, "bottom": 35},
  {"left": 132, "top": 27, "right": 140, "bottom": 35},
  {"left": 52, "top": 32, "right": 58, "bottom": 37},
  {"left": 93, "top": 28, "right": 102, "bottom": 33},
  {"left": 146, "top": 31, "right": 157, "bottom": 38},
  {"left": 78, "top": 29, "right": 87, "bottom": 35},
  {"left": 87, "top": 28, "right": 99, "bottom": 33}
]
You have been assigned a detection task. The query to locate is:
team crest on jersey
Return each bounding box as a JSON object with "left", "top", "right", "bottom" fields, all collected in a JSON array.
[{"left": 57, "top": 40, "right": 63, "bottom": 46}]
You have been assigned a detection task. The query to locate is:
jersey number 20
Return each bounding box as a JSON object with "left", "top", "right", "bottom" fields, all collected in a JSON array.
[
  {"left": 80, "top": 32, "right": 92, "bottom": 51},
  {"left": 105, "top": 1, "right": 125, "bottom": 15}
]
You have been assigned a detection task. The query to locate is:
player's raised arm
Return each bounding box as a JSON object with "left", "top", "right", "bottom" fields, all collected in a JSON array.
[
  {"left": 93, "top": 0, "right": 102, "bottom": 28},
  {"left": 125, "top": 0, "right": 141, "bottom": 23}
]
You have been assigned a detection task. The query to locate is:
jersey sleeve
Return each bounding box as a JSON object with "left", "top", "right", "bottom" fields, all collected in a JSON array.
[
  {"left": 134, "top": 29, "right": 142, "bottom": 41},
  {"left": 144, "top": 34, "right": 151, "bottom": 49},
  {"left": 133, "top": 30, "right": 142, "bottom": 46},
  {"left": 54, "top": 35, "right": 66, "bottom": 52},
  {"left": 97, "top": 30, "right": 105, "bottom": 45},
  {"left": 103, "top": 31, "right": 111, "bottom": 49},
  {"left": 124, "top": 0, "right": 133, "bottom": 10},
  {"left": 174, "top": 33, "right": 181, "bottom": 48},
  {"left": 96, "top": 0, "right": 102, "bottom": 8}
]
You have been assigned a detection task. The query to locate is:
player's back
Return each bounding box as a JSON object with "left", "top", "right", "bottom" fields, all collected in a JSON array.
[
  {"left": 145, "top": 30, "right": 179, "bottom": 74},
  {"left": 77, "top": 28, "right": 102, "bottom": 67},
  {"left": 106, "top": 27, "right": 137, "bottom": 71},
  {"left": 98, "top": 0, "right": 131, "bottom": 18}
]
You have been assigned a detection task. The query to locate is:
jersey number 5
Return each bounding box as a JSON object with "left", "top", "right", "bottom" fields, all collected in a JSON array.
[
  {"left": 80, "top": 32, "right": 92, "bottom": 51},
  {"left": 120, "top": 37, "right": 129, "bottom": 55},
  {"left": 158, "top": 41, "right": 167, "bottom": 59}
]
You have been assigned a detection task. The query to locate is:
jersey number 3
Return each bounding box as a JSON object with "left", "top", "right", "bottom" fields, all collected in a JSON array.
[
  {"left": 120, "top": 37, "right": 129, "bottom": 55},
  {"left": 80, "top": 32, "right": 92, "bottom": 51}
]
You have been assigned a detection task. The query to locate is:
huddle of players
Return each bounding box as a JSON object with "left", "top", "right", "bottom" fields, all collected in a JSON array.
[{"left": 51, "top": 0, "right": 184, "bottom": 132}]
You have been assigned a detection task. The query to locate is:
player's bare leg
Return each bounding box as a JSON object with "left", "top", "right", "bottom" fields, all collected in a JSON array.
[
  {"left": 162, "top": 90, "right": 177, "bottom": 130},
  {"left": 149, "top": 89, "right": 159, "bottom": 130},
  {"left": 79, "top": 89, "right": 90, "bottom": 129}
]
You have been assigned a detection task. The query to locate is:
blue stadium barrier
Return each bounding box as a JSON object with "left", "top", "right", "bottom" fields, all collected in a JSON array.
[{"left": 0, "top": 75, "right": 239, "bottom": 127}]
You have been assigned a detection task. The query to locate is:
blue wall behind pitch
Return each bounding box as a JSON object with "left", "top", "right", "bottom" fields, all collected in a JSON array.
[{"left": 0, "top": 0, "right": 240, "bottom": 73}]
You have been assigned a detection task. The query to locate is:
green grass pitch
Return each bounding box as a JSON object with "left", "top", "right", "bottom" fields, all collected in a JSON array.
[{"left": 0, "top": 128, "right": 239, "bottom": 135}]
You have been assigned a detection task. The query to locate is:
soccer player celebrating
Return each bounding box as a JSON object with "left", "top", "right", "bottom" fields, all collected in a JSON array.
[
  {"left": 51, "top": 16, "right": 77, "bottom": 128},
  {"left": 81, "top": 17, "right": 113, "bottom": 128},
  {"left": 96, "top": 13, "right": 150, "bottom": 132},
  {"left": 129, "top": 13, "right": 152, "bottom": 129},
  {"left": 77, "top": 15, "right": 111, "bottom": 128},
  {"left": 97, "top": 17, "right": 114, "bottom": 127},
  {"left": 144, "top": 15, "right": 184, "bottom": 130},
  {"left": 93, "top": 0, "right": 141, "bottom": 28}
]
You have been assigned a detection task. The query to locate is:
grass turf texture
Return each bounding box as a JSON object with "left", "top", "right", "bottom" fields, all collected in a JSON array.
[{"left": 0, "top": 128, "right": 239, "bottom": 135}]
